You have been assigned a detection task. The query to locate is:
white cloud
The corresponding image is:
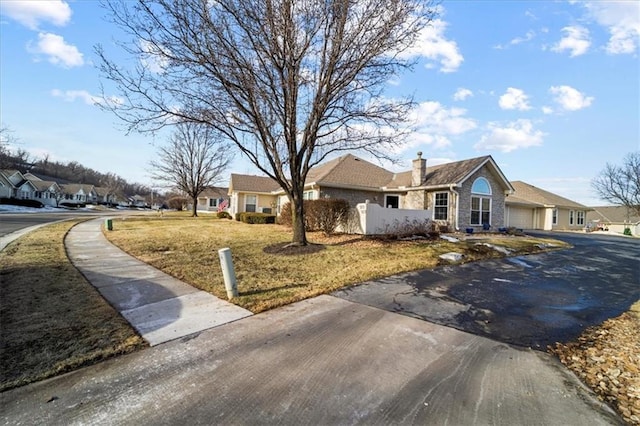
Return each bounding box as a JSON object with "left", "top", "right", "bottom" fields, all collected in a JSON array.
[
  {"left": 0, "top": 0, "right": 71, "bottom": 30},
  {"left": 475, "top": 119, "right": 544, "bottom": 153},
  {"left": 498, "top": 88, "right": 531, "bottom": 111},
  {"left": 582, "top": 1, "right": 640, "bottom": 54},
  {"left": 51, "top": 89, "right": 99, "bottom": 105},
  {"left": 549, "top": 85, "right": 594, "bottom": 111},
  {"left": 551, "top": 26, "right": 591, "bottom": 57},
  {"left": 27, "top": 32, "right": 84, "bottom": 68},
  {"left": 541, "top": 106, "right": 554, "bottom": 115},
  {"left": 453, "top": 88, "right": 473, "bottom": 101},
  {"left": 140, "top": 39, "right": 170, "bottom": 74},
  {"left": 399, "top": 19, "right": 463, "bottom": 73},
  {"left": 411, "top": 101, "right": 477, "bottom": 136}
]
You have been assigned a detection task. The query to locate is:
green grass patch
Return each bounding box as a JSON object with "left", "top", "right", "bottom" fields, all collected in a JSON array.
[
  {"left": 104, "top": 216, "right": 569, "bottom": 313},
  {"left": 0, "top": 220, "right": 147, "bottom": 392}
]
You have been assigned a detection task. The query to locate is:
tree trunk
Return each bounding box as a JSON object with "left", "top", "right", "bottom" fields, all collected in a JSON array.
[
  {"left": 191, "top": 196, "right": 198, "bottom": 217},
  {"left": 290, "top": 194, "right": 307, "bottom": 246}
]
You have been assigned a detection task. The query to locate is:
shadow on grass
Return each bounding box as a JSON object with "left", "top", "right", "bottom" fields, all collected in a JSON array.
[{"left": 263, "top": 242, "right": 326, "bottom": 255}]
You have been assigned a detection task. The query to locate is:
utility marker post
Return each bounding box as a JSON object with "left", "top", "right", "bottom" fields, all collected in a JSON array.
[{"left": 218, "top": 248, "right": 238, "bottom": 299}]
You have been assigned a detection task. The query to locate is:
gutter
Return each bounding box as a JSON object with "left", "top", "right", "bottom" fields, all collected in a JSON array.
[{"left": 449, "top": 184, "right": 460, "bottom": 231}]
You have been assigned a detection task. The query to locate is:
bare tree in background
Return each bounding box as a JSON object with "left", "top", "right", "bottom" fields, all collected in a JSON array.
[
  {"left": 149, "top": 122, "right": 234, "bottom": 217},
  {"left": 97, "top": 0, "right": 437, "bottom": 245},
  {"left": 592, "top": 151, "right": 640, "bottom": 217}
]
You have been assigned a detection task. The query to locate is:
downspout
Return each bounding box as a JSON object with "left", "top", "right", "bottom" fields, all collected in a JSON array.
[{"left": 449, "top": 184, "right": 460, "bottom": 231}]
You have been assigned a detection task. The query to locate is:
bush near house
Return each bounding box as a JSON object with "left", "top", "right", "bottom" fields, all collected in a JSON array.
[
  {"left": 217, "top": 211, "right": 232, "bottom": 219},
  {"left": 236, "top": 212, "right": 276, "bottom": 224},
  {"left": 279, "top": 199, "right": 350, "bottom": 235}
]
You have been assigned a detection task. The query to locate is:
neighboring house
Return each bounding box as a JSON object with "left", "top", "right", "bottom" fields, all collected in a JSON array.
[
  {"left": 129, "top": 194, "right": 148, "bottom": 208},
  {"left": 505, "top": 181, "right": 591, "bottom": 231},
  {"left": 197, "top": 186, "right": 230, "bottom": 212},
  {"left": 23, "top": 179, "right": 62, "bottom": 207},
  {"left": 94, "top": 186, "right": 119, "bottom": 205},
  {"left": 229, "top": 153, "right": 514, "bottom": 231},
  {"left": 60, "top": 184, "right": 97, "bottom": 206},
  {"left": 0, "top": 169, "right": 26, "bottom": 198},
  {"left": 0, "top": 169, "right": 23, "bottom": 198},
  {"left": 587, "top": 206, "right": 640, "bottom": 237}
]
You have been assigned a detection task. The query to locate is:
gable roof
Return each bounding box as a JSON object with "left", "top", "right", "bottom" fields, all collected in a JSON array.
[
  {"left": 199, "top": 186, "right": 229, "bottom": 198},
  {"left": 307, "top": 154, "right": 394, "bottom": 189},
  {"left": 587, "top": 206, "right": 640, "bottom": 224},
  {"left": 61, "top": 183, "right": 95, "bottom": 195},
  {"left": 230, "top": 174, "right": 280, "bottom": 193},
  {"left": 507, "top": 181, "right": 589, "bottom": 209},
  {"left": 28, "top": 179, "right": 60, "bottom": 192}
]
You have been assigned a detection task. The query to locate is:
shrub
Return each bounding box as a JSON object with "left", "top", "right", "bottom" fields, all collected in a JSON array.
[
  {"left": 279, "top": 198, "right": 350, "bottom": 234},
  {"left": 237, "top": 212, "right": 276, "bottom": 224},
  {"left": 623, "top": 227, "right": 632, "bottom": 236},
  {"left": 166, "top": 196, "right": 188, "bottom": 211},
  {"left": 217, "top": 211, "right": 232, "bottom": 219},
  {"left": 382, "top": 218, "right": 435, "bottom": 240}
]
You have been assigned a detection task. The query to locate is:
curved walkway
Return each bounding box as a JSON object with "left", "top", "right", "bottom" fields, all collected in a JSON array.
[{"left": 66, "top": 218, "right": 252, "bottom": 346}]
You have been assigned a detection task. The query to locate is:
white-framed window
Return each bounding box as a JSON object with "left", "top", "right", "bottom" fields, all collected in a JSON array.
[
  {"left": 569, "top": 210, "right": 575, "bottom": 225},
  {"left": 209, "top": 198, "right": 219, "bottom": 207},
  {"left": 471, "top": 177, "right": 492, "bottom": 195},
  {"left": 470, "top": 178, "right": 492, "bottom": 226},
  {"left": 552, "top": 208, "right": 558, "bottom": 225},
  {"left": 434, "top": 192, "right": 448, "bottom": 220},
  {"left": 245, "top": 194, "right": 257, "bottom": 212},
  {"left": 471, "top": 197, "right": 491, "bottom": 225},
  {"left": 303, "top": 190, "right": 315, "bottom": 200},
  {"left": 577, "top": 211, "right": 585, "bottom": 226},
  {"left": 385, "top": 194, "right": 400, "bottom": 208}
]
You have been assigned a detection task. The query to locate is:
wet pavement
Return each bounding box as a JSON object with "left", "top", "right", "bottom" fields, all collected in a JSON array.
[{"left": 334, "top": 232, "right": 640, "bottom": 350}]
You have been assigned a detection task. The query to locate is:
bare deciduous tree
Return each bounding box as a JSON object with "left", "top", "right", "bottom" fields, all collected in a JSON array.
[
  {"left": 97, "top": 0, "right": 436, "bottom": 245},
  {"left": 149, "top": 122, "right": 234, "bottom": 217},
  {"left": 592, "top": 152, "right": 640, "bottom": 217}
]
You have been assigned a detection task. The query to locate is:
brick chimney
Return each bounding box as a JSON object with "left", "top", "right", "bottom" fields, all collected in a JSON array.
[{"left": 412, "top": 152, "right": 426, "bottom": 186}]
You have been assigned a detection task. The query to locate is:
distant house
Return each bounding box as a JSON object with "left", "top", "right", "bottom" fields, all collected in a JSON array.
[
  {"left": 129, "top": 194, "right": 148, "bottom": 208},
  {"left": 505, "top": 181, "right": 591, "bottom": 231},
  {"left": 0, "top": 170, "right": 25, "bottom": 198},
  {"left": 60, "top": 184, "right": 97, "bottom": 206},
  {"left": 94, "top": 186, "right": 119, "bottom": 205},
  {"left": 587, "top": 206, "right": 640, "bottom": 237},
  {"left": 229, "top": 153, "right": 514, "bottom": 231},
  {"left": 197, "top": 186, "right": 230, "bottom": 212}
]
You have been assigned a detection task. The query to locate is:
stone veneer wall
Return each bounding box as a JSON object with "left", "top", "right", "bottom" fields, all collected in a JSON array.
[{"left": 456, "top": 168, "right": 507, "bottom": 229}]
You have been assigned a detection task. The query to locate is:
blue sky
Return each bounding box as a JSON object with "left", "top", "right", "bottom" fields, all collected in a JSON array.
[{"left": 1, "top": 0, "right": 638, "bottom": 205}]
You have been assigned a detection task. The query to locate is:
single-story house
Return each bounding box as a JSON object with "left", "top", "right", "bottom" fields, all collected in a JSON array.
[
  {"left": 229, "top": 153, "right": 514, "bottom": 231},
  {"left": 94, "top": 186, "right": 119, "bottom": 205},
  {"left": 60, "top": 184, "right": 97, "bottom": 206},
  {"left": 505, "top": 181, "right": 591, "bottom": 231},
  {"left": 587, "top": 206, "right": 640, "bottom": 237},
  {"left": 197, "top": 186, "right": 230, "bottom": 212},
  {"left": 0, "top": 169, "right": 25, "bottom": 198}
]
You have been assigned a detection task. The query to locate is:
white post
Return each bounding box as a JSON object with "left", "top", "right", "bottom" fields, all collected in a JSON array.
[{"left": 218, "top": 248, "right": 238, "bottom": 299}]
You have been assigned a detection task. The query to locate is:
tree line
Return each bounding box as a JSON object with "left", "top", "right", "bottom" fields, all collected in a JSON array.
[{"left": 1, "top": 127, "right": 151, "bottom": 197}]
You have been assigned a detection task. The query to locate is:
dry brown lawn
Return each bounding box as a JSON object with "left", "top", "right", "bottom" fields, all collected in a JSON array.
[
  {"left": 0, "top": 220, "right": 147, "bottom": 392},
  {"left": 104, "top": 214, "right": 569, "bottom": 313}
]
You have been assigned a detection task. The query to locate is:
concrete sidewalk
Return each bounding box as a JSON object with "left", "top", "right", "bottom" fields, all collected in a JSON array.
[{"left": 65, "top": 218, "right": 252, "bottom": 345}]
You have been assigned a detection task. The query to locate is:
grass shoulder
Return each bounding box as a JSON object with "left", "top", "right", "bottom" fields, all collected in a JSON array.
[{"left": 0, "top": 220, "right": 147, "bottom": 392}]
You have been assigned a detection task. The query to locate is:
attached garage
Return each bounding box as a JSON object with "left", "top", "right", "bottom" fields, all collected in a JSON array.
[{"left": 506, "top": 205, "right": 535, "bottom": 229}]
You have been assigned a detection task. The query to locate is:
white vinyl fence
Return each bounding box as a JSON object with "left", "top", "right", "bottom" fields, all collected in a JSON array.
[{"left": 351, "top": 201, "right": 432, "bottom": 235}]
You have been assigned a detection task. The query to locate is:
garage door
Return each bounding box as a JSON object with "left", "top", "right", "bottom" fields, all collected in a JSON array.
[{"left": 507, "top": 206, "right": 534, "bottom": 229}]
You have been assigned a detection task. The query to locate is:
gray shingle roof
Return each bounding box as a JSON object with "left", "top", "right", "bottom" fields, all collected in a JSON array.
[
  {"left": 587, "top": 205, "right": 640, "bottom": 224},
  {"left": 508, "top": 181, "right": 588, "bottom": 209},
  {"left": 230, "top": 174, "right": 280, "bottom": 193}
]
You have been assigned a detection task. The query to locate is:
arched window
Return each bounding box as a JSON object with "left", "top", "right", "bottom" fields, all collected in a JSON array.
[
  {"left": 471, "top": 177, "right": 492, "bottom": 195},
  {"left": 470, "top": 177, "right": 492, "bottom": 226}
]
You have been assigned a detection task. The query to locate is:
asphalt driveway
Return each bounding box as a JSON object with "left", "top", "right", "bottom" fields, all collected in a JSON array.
[{"left": 334, "top": 231, "right": 640, "bottom": 350}]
